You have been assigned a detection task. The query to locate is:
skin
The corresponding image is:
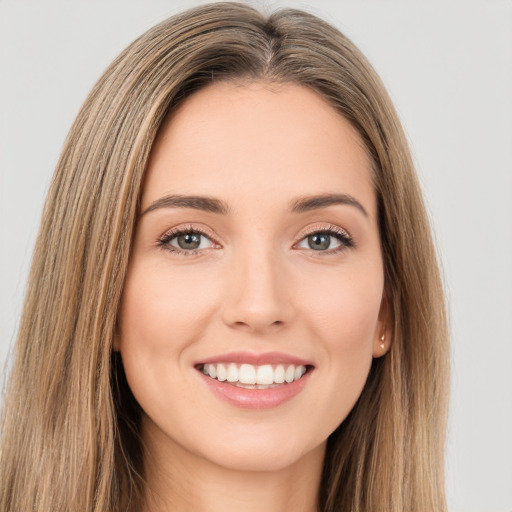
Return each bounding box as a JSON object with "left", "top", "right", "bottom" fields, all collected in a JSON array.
[{"left": 116, "top": 81, "right": 390, "bottom": 512}]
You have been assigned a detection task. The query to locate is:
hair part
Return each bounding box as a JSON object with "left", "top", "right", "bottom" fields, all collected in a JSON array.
[{"left": 0, "top": 3, "right": 449, "bottom": 511}]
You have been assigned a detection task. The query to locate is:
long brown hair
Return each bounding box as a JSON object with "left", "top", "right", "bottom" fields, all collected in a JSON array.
[{"left": 0, "top": 3, "right": 449, "bottom": 511}]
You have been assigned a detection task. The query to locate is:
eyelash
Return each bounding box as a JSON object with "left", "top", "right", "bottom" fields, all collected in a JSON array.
[
  {"left": 157, "top": 224, "right": 355, "bottom": 256},
  {"left": 296, "top": 225, "right": 355, "bottom": 254},
  {"left": 157, "top": 225, "right": 218, "bottom": 256}
]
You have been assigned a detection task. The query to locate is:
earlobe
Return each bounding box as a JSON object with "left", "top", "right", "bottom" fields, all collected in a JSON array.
[
  {"left": 373, "top": 331, "right": 390, "bottom": 358},
  {"left": 373, "top": 293, "right": 392, "bottom": 358}
]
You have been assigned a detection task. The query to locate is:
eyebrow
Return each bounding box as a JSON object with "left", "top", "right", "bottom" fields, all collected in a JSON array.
[
  {"left": 141, "top": 194, "right": 230, "bottom": 216},
  {"left": 141, "top": 192, "right": 367, "bottom": 217},
  {"left": 290, "top": 193, "right": 368, "bottom": 217}
]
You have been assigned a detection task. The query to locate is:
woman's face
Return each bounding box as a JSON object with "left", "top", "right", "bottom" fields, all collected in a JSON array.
[{"left": 117, "top": 81, "right": 389, "bottom": 473}]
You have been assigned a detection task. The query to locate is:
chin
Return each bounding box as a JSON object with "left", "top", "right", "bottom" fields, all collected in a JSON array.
[
  {"left": 206, "top": 443, "right": 324, "bottom": 473},
  {"left": 187, "top": 424, "right": 327, "bottom": 473}
]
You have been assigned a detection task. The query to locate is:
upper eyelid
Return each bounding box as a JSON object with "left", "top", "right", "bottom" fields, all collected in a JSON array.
[
  {"left": 301, "top": 225, "right": 349, "bottom": 235},
  {"left": 159, "top": 223, "right": 352, "bottom": 243},
  {"left": 157, "top": 222, "right": 353, "bottom": 247},
  {"left": 296, "top": 223, "right": 352, "bottom": 240},
  {"left": 160, "top": 224, "right": 218, "bottom": 242},
  {"left": 156, "top": 226, "right": 220, "bottom": 256},
  {"left": 295, "top": 226, "right": 353, "bottom": 249}
]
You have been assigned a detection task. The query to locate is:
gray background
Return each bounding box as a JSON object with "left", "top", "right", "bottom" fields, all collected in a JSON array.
[{"left": 1, "top": 1, "right": 511, "bottom": 511}]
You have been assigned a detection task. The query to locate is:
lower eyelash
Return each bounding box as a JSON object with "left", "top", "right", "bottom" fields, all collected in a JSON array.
[
  {"left": 156, "top": 225, "right": 354, "bottom": 255},
  {"left": 157, "top": 227, "right": 213, "bottom": 255},
  {"left": 302, "top": 226, "right": 355, "bottom": 251}
]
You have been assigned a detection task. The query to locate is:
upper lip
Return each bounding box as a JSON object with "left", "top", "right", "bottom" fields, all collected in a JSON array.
[{"left": 195, "top": 351, "right": 314, "bottom": 367}]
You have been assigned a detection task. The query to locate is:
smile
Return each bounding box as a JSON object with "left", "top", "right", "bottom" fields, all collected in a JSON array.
[
  {"left": 200, "top": 363, "right": 308, "bottom": 389},
  {"left": 195, "top": 353, "right": 314, "bottom": 409}
]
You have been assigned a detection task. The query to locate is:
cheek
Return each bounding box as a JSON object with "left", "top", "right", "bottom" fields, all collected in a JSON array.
[
  {"left": 297, "top": 265, "right": 383, "bottom": 417},
  {"left": 300, "top": 266, "right": 383, "bottom": 350},
  {"left": 116, "top": 263, "right": 214, "bottom": 425},
  {"left": 118, "top": 261, "right": 220, "bottom": 355}
]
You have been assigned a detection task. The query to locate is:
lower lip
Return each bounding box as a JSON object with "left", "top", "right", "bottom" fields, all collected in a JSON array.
[{"left": 197, "top": 370, "right": 312, "bottom": 409}]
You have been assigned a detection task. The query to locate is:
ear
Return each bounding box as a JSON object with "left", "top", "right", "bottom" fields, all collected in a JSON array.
[{"left": 372, "top": 292, "right": 392, "bottom": 358}]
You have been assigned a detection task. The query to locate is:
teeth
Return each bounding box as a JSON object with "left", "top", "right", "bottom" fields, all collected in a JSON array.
[
  {"left": 227, "top": 363, "right": 238, "bottom": 383},
  {"left": 239, "top": 364, "right": 256, "bottom": 384},
  {"left": 216, "top": 363, "right": 227, "bottom": 382},
  {"left": 256, "top": 364, "right": 274, "bottom": 385},
  {"left": 201, "top": 363, "right": 308, "bottom": 386},
  {"left": 274, "top": 364, "right": 285, "bottom": 384},
  {"left": 294, "top": 365, "right": 306, "bottom": 380}
]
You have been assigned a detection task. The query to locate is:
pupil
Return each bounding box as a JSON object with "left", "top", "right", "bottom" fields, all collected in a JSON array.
[
  {"left": 178, "top": 232, "right": 201, "bottom": 249},
  {"left": 308, "top": 233, "right": 330, "bottom": 250}
]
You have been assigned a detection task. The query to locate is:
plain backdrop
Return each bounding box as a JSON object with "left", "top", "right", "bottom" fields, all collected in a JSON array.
[{"left": 0, "top": 1, "right": 511, "bottom": 511}]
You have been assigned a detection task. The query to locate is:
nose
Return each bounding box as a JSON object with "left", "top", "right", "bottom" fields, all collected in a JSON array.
[{"left": 222, "top": 245, "right": 294, "bottom": 334}]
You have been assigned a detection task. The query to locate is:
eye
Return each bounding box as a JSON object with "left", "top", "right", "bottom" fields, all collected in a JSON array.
[
  {"left": 296, "top": 226, "right": 354, "bottom": 253},
  {"left": 158, "top": 227, "right": 217, "bottom": 255}
]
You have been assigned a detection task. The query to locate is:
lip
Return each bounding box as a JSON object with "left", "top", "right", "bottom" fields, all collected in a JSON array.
[
  {"left": 194, "top": 351, "right": 314, "bottom": 410},
  {"left": 197, "top": 369, "right": 312, "bottom": 409},
  {"left": 196, "top": 351, "right": 314, "bottom": 367}
]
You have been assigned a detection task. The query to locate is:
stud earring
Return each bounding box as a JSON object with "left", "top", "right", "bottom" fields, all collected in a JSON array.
[{"left": 380, "top": 333, "right": 385, "bottom": 349}]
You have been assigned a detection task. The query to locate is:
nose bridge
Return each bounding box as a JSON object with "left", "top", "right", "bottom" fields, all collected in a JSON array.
[{"left": 222, "top": 235, "right": 292, "bottom": 332}]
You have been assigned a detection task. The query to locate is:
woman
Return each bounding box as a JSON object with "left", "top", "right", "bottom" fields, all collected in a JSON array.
[{"left": 0, "top": 2, "right": 449, "bottom": 511}]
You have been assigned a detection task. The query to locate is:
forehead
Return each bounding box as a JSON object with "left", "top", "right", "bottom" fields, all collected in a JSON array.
[{"left": 143, "top": 81, "right": 376, "bottom": 219}]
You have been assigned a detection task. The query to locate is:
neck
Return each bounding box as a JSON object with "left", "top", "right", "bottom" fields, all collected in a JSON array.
[{"left": 140, "top": 420, "right": 325, "bottom": 512}]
